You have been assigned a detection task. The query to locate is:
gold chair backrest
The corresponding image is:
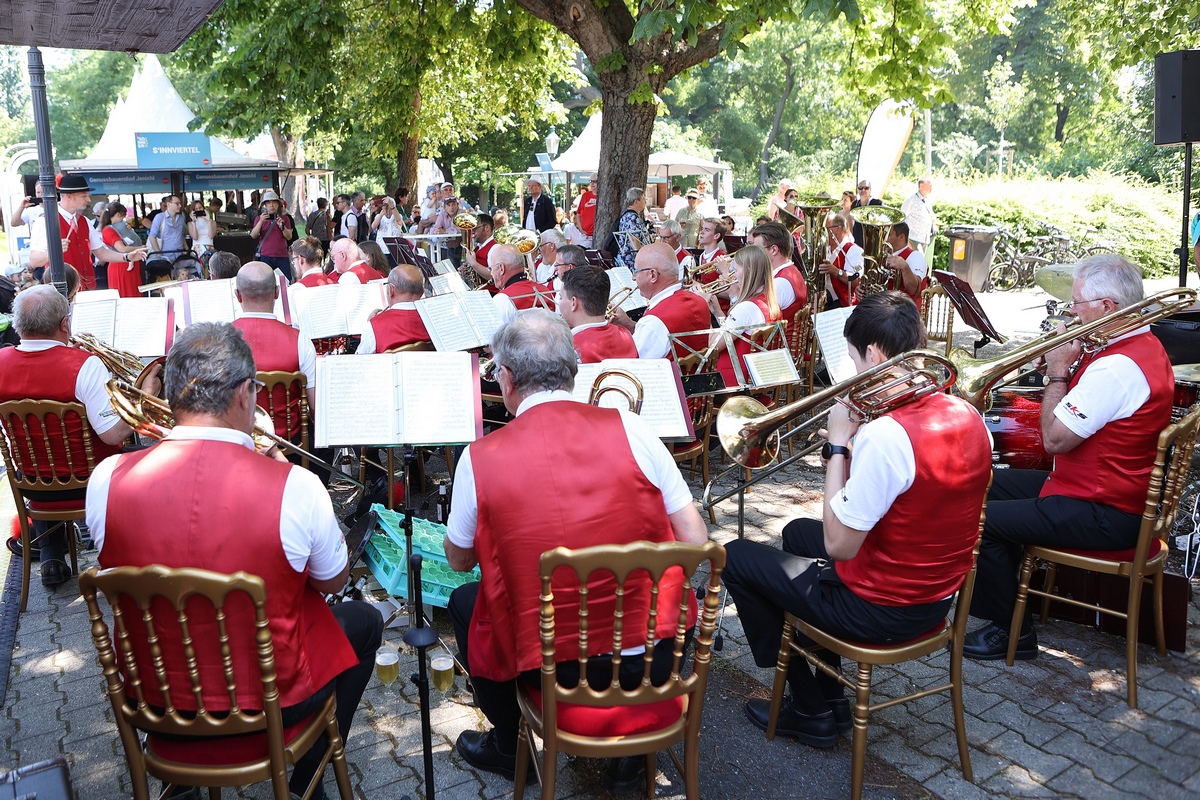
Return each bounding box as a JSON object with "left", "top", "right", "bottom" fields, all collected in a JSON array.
[
  {"left": 384, "top": 341, "right": 436, "bottom": 353},
  {"left": 921, "top": 282, "right": 955, "bottom": 357},
  {"left": 0, "top": 399, "right": 98, "bottom": 492},
  {"left": 1141, "top": 404, "right": 1200, "bottom": 559},
  {"left": 256, "top": 370, "right": 309, "bottom": 448}
]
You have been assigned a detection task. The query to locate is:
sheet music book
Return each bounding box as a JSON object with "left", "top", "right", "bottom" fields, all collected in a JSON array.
[
  {"left": 428, "top": 270, "right": 470, "bottom": 296},
  {"left": 314, "top": 351, "right": 483, "bottom": 447},
  {"left": 606, "top": 266, "right": 648, "bottom": 312},
  {"left": 180, "top": 274, "right": 292, "bottom": 326},
  {"left": 415, "top": 292, "right": 504, "bottom": 351},
  {"left": 814, "top": 307, "right": 856, "bottom": 384},
  {"left": 569, "top": 358, "right": 695, "bottom": 442},
  {"left": 70, "top": 297, "right": 175, "bottom": 358},
  {"left": 75, "top": 289, "right": 120, "bottom": 304},
  {"left": 744, "top": 349, "right": 800, "bottom": 389},
  {"left": 291, "top": 282, "right": 389, "bottom": 339},
  {"left": 433, "top": 259, "right": 455, "bottom": 275}
]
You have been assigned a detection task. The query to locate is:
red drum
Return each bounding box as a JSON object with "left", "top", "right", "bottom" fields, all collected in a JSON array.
[
  {"left": 984, "top": 388, "right": 1051, "bottom": 471},
  {"left": 1171, "top": 364, "right": 1200, "bottom": 422}
]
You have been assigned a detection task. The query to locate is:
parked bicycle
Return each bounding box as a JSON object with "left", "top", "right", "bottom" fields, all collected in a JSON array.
[{"left": 986, "top": 221, "right": 1116, "bottom": 292}]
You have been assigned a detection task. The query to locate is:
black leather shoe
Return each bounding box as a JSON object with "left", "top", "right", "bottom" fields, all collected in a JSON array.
[
  {"left": 6, "top": 536, "right": 39, "bottom": 561},
  {"left": 827, "top": 698, "right": 852, "bottom": 734},
  {"left": 455, "top": 729, "right": 524, "bottom": 781},
  {"left": 602, "top": 756, "right": 647, "bottom": 794},
  {"left": 745, "top": 698, "right": 837, "bottom": 748},
  {"left": 40, "top": 559, "right": 72, "bottom": 589},
  {"left": 963, "top": 622, "right": 1037, "bottom": 661}
]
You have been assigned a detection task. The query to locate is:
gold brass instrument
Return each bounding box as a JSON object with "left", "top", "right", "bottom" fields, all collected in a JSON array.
[
  {"left": 471, "top": 278, "right": 494, "bottom": 291},
  {"left": 697, "top": 276, "right": 737, "bottom": 296},
  {"left": 493, "top": 224, "right": 520, "bottom": 245},
  {"left": 512, "top": 229, "right": 539, "bottom": 255},
  {"left": 606, "top": 286, "right": 637, "bottom": 320},
  {"left": 848, "top": 205, "right": 905, "bottom": 296},
  {"left": 105, "top": 379, "right": 365, "bottom": 488},
  {"left": 454, "top": 212, "right": 482, "bottom": 288},
  {"left": 72, "top": 334, "right": 162, "bottom": 391},
  {"left": 587, "top": 368, "right": 644, "bottom": 413},
  {"left": 951, "top": 287, "right": 1198, "bottom": 410},
  {"left": 794, "top": 196, "right": 839, "bottom": 281},
  {"left": 777, "top": 205, "right": 804, "bottom": 234}
]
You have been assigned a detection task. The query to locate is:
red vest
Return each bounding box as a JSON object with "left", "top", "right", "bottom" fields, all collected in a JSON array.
[
  {"left": 346, "top": 261, "right": 383, "bottom": 284},
  {"left": 885, "top": 246, "right": 926, "bottom": 309},
  {"left": 297, "top": 270, "right": 336, "bottom": 288},
  {"left": 835, "top": 393, "right": 992, "bottom": 606},
  {"left": 467, "top": 402, "right": 693, "bottom": 681},
  {"left": 500, "top": 277, "right": 556, "bottom": 311},
  {"left": 232, "top": 317, "right": 303, "bottom": 439},
  {"left": 1041, "top": 333, "right": 1174, "bottom": 514},
  {"left": 646, "top": 289, "right": 711, "bottom": 360},
  {"left": 830, "top": 239, "right": 860, "bottom": 307},
  {"left": 675, "top": 248, "right": 688, "bottom": 264},
  {"left": 60, "top": 212, "right": 97, "bottom": 291},
  {"left": 0, "top": 345, "right": 121, "bottom": 477},
  {"left": 475, "top": 239, "right": 498, "bottom": 294},
  {"left": 574, "top": 323, "right": 639, "bottom": 363},
  {"left": 773, "top": 264, "right": 808, "bottom": 323},
  {"left": 716, "top": 295, "right": 779, "bottom": 388},
  {"left": 698, "top": 249, "right": 729, "bottom": 314},
  {"left": 99, "top": 440, "right": 357, "bottom": 709},
  {"left": 369, "top": 307, "right": 431, "bottom": 352}
]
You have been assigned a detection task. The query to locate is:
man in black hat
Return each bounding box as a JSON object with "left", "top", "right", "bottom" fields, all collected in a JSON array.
[{"left": 29, "top": 175, "right": 147, "bottom": 291}]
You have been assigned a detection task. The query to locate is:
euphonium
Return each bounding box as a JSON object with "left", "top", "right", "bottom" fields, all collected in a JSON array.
[
  {"left": 848, "top": 205, "right": 905, "bottom": 295},
  {"left": 454, "top": 211, "right": 478, "bottom": 255},
  {"left": 72, "top": 333, "right": 162, "bottom": 392},
  {"left": 587, "top": 368, "right": 644, "bottom": 413}
]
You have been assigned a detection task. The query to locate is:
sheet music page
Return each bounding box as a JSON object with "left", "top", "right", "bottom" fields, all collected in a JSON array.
[
  {"left": 70, "top": 299, "right": 117, "bottom": 345},
  {"left": 814, "top": 307, "right": 856, "bottom": 384},
  {"left": 428, "top": 271, "right": 469, "bottom": 296},
  {"left": 569, "top": 363, "right": 604, "bottom": 404},
  {"left": 416, "top": 294, "right": 483, "bottom": 351},
  {"left": 184, "top": 279, "right": 237, "bottom": 326},
  {"left": 599, "top": 358, "right": 691, "bottom": 439},
  {"left": 340, "top": 283, "right": 388, "bottom": 335},
  {"left": 745, "top": 350, "right": 800, "bottom": 389},
  {"left": 398, "top": 351, "right": 479, "bottom": 444},
  {"left": 607, "top": 266, "right": 637, "bottom": 293},
  {"left": 433, "top": 259, "right": 455, "bottom": 275},
  {"left": 113, "top": 297, "right": 171, "bottom": 357},
  {"left": 293, "top": 284, "right": 346, "bottom": 339},
  {"left": 272, "top": 271, "right": 289, "bottom": 322},
  {"left": 75, "top": 289, "right": 120, "bottom": 303},
  {"left": 314, "top": 354, "right": 398, "bottom": 447},
  {"left": 162, "top": 285, "right": 185, "bottom": 322},
  {"left": 460, "top": 292, "right": 504, "bottom": 345}
]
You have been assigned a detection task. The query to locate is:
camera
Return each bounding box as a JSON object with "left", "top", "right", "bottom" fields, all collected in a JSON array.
[
  {"left": 28, "top": 196, "right": 42, "bottom": 206},
  {"left": 194, "top": 210, "right": 206, "bottom": 218}
]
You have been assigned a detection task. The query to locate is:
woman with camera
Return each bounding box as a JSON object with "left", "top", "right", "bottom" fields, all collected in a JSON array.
[{"left": 250, "top": 190, "right": 296, "bottom": 276}]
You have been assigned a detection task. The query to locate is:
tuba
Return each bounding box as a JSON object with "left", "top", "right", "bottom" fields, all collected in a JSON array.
[
  {"left": 848, "top": 205, "right": 906, "bottom": 296},
  {"left": 793, "top": 196, "right": 839, "bottom": 281}
]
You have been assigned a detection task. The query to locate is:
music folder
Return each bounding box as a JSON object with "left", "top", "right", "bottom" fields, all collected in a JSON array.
[
  {"left": 427, "top": 270, "right": 470, "bottom": 297},
  {"left": 933, "top": 269, "right": 1009, "bottom": 344},
  {"left": 606, "top": 266, "right": 648, "bottom": 313},
  {"left": 813, "top": 307, "right": 856, "bottom": 384},
  {"left": 569, "top": 358, "right": 695, "bottom": 442},
  {"left": 414, "top": 292, "right": 504, "bottom": 351},
  {"left": 180, "top": 273, "right": 292, "bottom": 327},
  {"left": 314, "top": 351, "right": 483, "bottom": 447},
  {"left": 70, "top": 296, "right": 175, "bottom": 358},
  {"left": 291, "top": 281, "right": 389, "bottom": 340}
]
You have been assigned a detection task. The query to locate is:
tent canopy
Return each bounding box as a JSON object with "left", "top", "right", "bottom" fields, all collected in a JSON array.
[
  {"left": 647, "top": 150, "right": 725, "bottom": 178},
  {"left": 551, "top": 113, "right": 602, "bottom": 174},
  {"left": 1, "top": 0, "right": 222, "bottom": 53}
]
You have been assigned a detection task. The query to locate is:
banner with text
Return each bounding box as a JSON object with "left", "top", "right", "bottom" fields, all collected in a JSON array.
[{"left": 135, "top": 132, "right": 213, "bottom": 170}]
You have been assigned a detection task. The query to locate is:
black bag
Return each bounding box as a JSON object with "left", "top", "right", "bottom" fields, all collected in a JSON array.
[{"left": 0, "top": 274, "right": 15, "bottom": 315}]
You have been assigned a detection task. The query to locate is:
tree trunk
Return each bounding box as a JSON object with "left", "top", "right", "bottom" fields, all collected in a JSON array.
[
  {"left": 1054, "top": 103, "right": 1069, "bottom": 143},
  {"left": 435, "top": 158, "right": 454, "bottom": 189},
  {"left": 271, "top": 126, "right": 300, "bottom": 214},
  {"left": 593, "top": 80, "right": 657, "bottom": 251},
  {"left": 395, "top": 134, "right": 420, "bottom": 206},
  {"left": 753, "top": 47, "right": 804, "bottom": 204}
]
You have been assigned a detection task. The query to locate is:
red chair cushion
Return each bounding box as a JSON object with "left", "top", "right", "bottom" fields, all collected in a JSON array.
[
  {"left": 526, "top": 688, "right": 684, "bottom": 738},
  {"left": 27, "top": 497, "right": 85, "bottom": 512},
  {"left": 146, "top": 713, "right": 315, "bottom": 765},
  {"left": 1054, "top": 538, "right": 1164, "bottom": 563}
]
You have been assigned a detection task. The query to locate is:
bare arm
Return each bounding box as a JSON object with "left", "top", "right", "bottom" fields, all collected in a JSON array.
[
  {"left": 1040, "top": 333, "right": 1087, "bottom": 455},
  {"left": 309, "top": 562, "right": 349, "bottom": 595},
  {"left": 444, "top": 539, "right": 478, "bottom": 572},
  {"left": 819, "top": 403, "right": 871, "bottom": 561},
  {"left": 668, "top": 504, "right": 708, "bottom": 544}
]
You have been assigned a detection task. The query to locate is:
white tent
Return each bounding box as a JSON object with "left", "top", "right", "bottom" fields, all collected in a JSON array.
[
  {"left": 551, "top": 113, "right": 602, "bottom": 175},
  {"left": 60, "top": 55, "right": 279, "bottom": 171},
  {"left": 646, "top": 149, "right": 725, "bottom": 179}
]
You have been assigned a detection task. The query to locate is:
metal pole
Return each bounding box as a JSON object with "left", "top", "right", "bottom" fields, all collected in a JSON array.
[
  {"left": 26, "top": 47, "right": 66, "bottom": 297},
  {"left": 1181, "top": 142, "right": 1193, "bottom": 288}
]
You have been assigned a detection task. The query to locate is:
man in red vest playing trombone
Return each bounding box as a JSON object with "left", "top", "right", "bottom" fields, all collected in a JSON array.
[{"left": 444, "top": 309, "right": 708, "bottom": 793}]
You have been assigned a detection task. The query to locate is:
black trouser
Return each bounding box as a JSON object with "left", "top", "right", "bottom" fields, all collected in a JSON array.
[
  {"left": 23, "top": 487, "right": 88, "bottom": 564},
  {"left": 969, "top": 469, "right": 1141, "bottom": 625},
  {"left": 723, "top": 519, "right": 950, "bottom": 715},
  {"left": 281, "top": 601, "right": 383, "bottom": 796},
  {"left": 448, "top": 582, "right": 688, "bottom": 751}
]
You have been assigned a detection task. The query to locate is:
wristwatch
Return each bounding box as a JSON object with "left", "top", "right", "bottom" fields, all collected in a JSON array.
[{"left": 821, "top": 442, "right": 851, "bottom": 460}]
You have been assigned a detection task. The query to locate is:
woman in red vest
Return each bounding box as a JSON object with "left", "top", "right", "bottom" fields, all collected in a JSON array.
[
  {"left": 708, "top": 245, "right": 781, "bottom": 390},
  {"left": 99, "top": 202, "right": 144, "bottom": 298}
]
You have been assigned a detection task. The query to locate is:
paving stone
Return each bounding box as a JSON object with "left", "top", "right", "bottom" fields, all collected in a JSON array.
[
  {"left": 1112, "top": 764, "right": 1197, "bottom": 800},
  {"left": 978, "top": 699, "right": 1067, "bottom": 747},
  {"left": 1039, "top": 728, "right": 1138, "bottom": 783},
  {"left": 922, "top": 768, "right": 998, "bottom": 800},
  {"left": 1109, "top": 726, "right": 1188, "bottom": 771},
  {"left": 980, "top": 764, "right": 1060, "bottom": 797},
  {"left": 1046, "top": 763, "right": 1144, "bottom": 800},
  {"left": 979, "top": 730, "right": 1073, "bottom": 783}
]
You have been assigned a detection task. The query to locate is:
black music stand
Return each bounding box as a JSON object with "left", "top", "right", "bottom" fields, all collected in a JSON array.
[{"left": 933, "top": 269, "right": 1009, "bottom": 355}]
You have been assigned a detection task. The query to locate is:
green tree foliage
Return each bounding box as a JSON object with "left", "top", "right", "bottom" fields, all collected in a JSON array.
[{"left": 0, "top": 47, "right": 33, "bottom": 154}]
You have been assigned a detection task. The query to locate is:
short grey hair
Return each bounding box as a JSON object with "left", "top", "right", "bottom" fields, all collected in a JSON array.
[
  {"left": 491, "top": 309, "right": 577, "bottom": 395},
  {"left": 1074, "top": 253, "right": 1144, "bottom": 309},
  {"left": 625, "top": 187, "right": 645, "bottom": 206},
  {"left": 557, "top": 244, "right": 588, "bottom": 269},
  {"left": 13, "top": 285, "right": 68, "bottom": 338},
  {"left": 208, "top": 251, "right": 241, "bottom": 280},
  {"left": 657, "top": 219, "right": 683, "bottom": 237},
  {"left": 540, "top": 229, "right": 567, "bottom": 248},
  {"left": 235, "top": 261, "right": 277, "bottom": 301},
  {"left": 388, "top": 264, "right": 425, "bottom": 296},
  {"left": 164, "top": 322, "right": 256, "bottom": 416},
  {"left": 489, "top": 243, "right": 525, "bottom": 272}
]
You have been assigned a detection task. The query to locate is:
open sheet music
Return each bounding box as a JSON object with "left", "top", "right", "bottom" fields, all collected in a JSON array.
[
  {"left": 70, "top": 297, "right": 175, "bottom": 358},
  {"left": 744, "top": 349, "right": 800, "bottom": 389},
  {"left": 291, "top": 282, "right": 389, "bottom": 339},
  {"left": 428, "top": 270, "right": 470, "bottom": 297},
  {"left": 606, "top": 266, "right": 649, "bottom": 313},
  {"left": 313, "top": 351, "right": 483, "bottom": 447},
  {"left": 181, "top": 273, "right": 292, "bottom": 326},
  {"left": 570, "top": 358, "right": 695, "bottom": 442},
  {"left": 814, "top": 306, "right": 856, "bottom": 384},
  {"left": 415, "top": 292, "right": 504, "bottom": 351}
]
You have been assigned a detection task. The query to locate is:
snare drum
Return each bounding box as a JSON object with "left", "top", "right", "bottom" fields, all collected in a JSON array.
[
  {"left": 984, "top": 388, "right": 1051, "bottom": 471},
  {"left": 1172, "top": 364, "right": 1200, "bottom": 421}
]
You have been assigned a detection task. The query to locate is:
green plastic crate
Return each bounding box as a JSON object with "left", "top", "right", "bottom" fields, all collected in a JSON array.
[{"left": 365, "top": 504, "right": 480, "bottom": 607}]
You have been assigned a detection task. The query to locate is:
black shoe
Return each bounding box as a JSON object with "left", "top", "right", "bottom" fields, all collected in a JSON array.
[
  {"left": 745, "top": 698, "right": 837, "bottom": 748},
  {"left": 962, "top": 622, "right": 1037, "bottom": 661},
  {"left": 40, "top": 559, "right": 72, "bottom": 589},
  {"left": 602, "top": 756, "right": 647, "bottom": 794},
  {"left": 455, "top": 729, "right": 524, "bottom": 781},
  {"left": 6, "top": 536, "right": 39, "bottom": 561},
  {"left": 827, "top": 697, "right": 852, "bottom": 734}
]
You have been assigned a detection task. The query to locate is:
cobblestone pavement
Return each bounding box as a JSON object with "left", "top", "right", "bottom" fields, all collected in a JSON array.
[{"left": 3, "top": 282, "right": 1200, "bottom": 798}]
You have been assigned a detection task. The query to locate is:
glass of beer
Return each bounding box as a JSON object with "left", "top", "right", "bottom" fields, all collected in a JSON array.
[
  {"left": 375, "top": 642, "right": 400, "bottom": 688},
  {"left": 430, "top": 652, "right": 455, "bottom": 693}
]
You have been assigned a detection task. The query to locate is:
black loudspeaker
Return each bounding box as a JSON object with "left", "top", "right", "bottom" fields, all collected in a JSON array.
[{"left": 1154, "top": 50, "right": 1200, "bottom": 145}]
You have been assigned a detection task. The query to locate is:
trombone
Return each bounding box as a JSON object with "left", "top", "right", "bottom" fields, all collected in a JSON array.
[
  {"left": 606, "top": 286, "right": 638, "bottom": 320},
  {"left": 587, "top": 368, "right": 643, "bottom": 413}
]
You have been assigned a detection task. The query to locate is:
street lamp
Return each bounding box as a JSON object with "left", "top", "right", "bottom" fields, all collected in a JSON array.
[{"left": 545, "top": 126, "right": 560, "bottom": 158}]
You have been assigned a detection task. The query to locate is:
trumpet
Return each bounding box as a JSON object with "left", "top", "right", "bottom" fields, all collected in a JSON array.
[
  {"left": 606, "top": 286, "right": 638, "bottom": 320},
  {"left": 105, "top": 379, "right": 365, "bottom": 488},
  {"left": 697, "top": 276, "right": 737, "bottom": 296}
]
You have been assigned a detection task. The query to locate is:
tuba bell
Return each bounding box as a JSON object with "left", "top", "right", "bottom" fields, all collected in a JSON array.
[
  {"left": 793, "top": 196, "right": 839, "bottom": 282},
  {"left": 848, "top": 205, "right": 906, "bottom": 296}
]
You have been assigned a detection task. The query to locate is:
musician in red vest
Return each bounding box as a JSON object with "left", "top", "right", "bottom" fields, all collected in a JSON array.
[
  {"left": 489, "top": 244, "right": 553, "bottom": 324},
  {"left": 749, "top": 221, "right": 808, "bottom": 323},
  {"left": 610, "top": 241, "right": 711, "bottom": 360},
  {"left": 85, "top": 322, "right": 383, "bottom": 799},
  {"left": 706, "top": 245, "right": 782, "bottom": 389},
  {"left": 461, "top": 212, "right": 496, "bottom": 289},
  {"left": 818, "top": 211, "right": 862, "bottom": 309},
  {"left": 28, "top": 174, "right": 146, "bottom": 291},
  {"left": 882, "top": 222, "right": 928, "bottom": 310},
  {"left": 331, "top": 239, "right": 383, "bottom": 285},
  {"left": 558, "top": 265, "right": 638, "bottom": 363},
  {"left": 358, "top": 264, "right": 431, "bottom": 354},
  {"left": 966, "top": 255, "right": 1173, "bottom": 660},
  {"left": 443, "top": 310, "right": 708, "bottom": 791},
  {"left": 290, "top": 236, "right": 336, "bottom": 288},
  {"left": 655, "top": 219, "right": 695, "bottom": 279},
  {"left": 231, "top": 261, "right": 317, "bottom": 442},
  {"left": 723, "top": 291, "right": 991, "bottom": 747},
  {"left": 0, "top": 285, "right": 157, "bottom": 587}
]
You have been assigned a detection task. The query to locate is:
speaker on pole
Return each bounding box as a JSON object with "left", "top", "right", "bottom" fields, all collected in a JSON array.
[{"left": 1155, "top": 50, "right": 1200, "bottom": 146}]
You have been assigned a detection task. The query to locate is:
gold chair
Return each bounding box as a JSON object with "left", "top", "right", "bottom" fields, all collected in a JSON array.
[
  {"left": 513, "top": 541, "right": 726, "bottom": 800},
  {"left": 256, "top": 370, "right": 309, "bottom": 467},
  {"left": 1006, "top": 405, "right": 1200, "bottom": 707},
  {"left": 920, "top": 282, "right": 955, "bottom": 357},
  {"left": 0, "top": 399, "right": 94, "bottom": 612},
  {"left": 767, "top": 521, "right": 987, "bottom": 800},
  {"left": 383, "top": 341, "right": 435, "bottom": 353},
  {"left": 79, "top": 565, "right": 353, "bottom": 800}
]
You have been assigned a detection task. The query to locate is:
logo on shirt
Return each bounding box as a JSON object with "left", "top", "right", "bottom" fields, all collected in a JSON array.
[{"left": 1063, "top": 401, "right": 1088, "bottom": 420}]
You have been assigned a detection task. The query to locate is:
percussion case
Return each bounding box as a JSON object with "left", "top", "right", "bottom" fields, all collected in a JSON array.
[
  {"left": 0, "top": 757, "right": 74, "bottom": 799},
  {"left": 1151, "top": 311, "right": 1200, "bottom": 366}
]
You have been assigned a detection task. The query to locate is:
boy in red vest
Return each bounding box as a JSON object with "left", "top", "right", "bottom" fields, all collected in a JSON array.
[
  {"left": 443, "top": 309, "right": 708, "bottom": 792},
  {"left": 965, "top": 254, "right": 1174, "bottom": 660},
  {"left": 558, "top": 265, "right": 638, "bottom": 363},
  {"left": 722, "top": 291, "right": 991, "bottom": 747}
]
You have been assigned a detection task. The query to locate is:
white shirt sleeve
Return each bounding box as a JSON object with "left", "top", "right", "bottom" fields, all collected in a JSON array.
[
  {"left": 337, "top": 271, "right": 362, "bottom": 286},
  {"left": 535, "top": 261, "right": 555, "bottom": 283},
  {"left": 87, "top": 222, "right": 104, "bottom": 251},
  {"left": 828, "top": 417, "right": 916, "bottom": 531},
  {"left": 445, "top": 446, "right": 478, "bottom": 549},
  {"left": 1053, "top": 352, "right": 1151, "bottom": 439},
  {"left": 633, "top": 314, "right": 671, "bottom": 359},
  {"left": 85, "top": 453, "right": 120, "bottom": 550},
  {"left": 29, "top": 213, "right": 50, "bottom": 253},
  {"left": 493, "top": 292, "right": 517, "bottom": 325},
  {"left": 280, "top": 466, "right": 347, "bottom": 577},
  {"left": 906, "top": 249, "right": 928, "bottom": 279},
  {"left": 773, "top": 274, "right": 796, "bottom": 310},
  {"left": 357, "top": 321, "right": 377, "bottom": 355},
  {"left": 75, "top": 354, "right": 122, "bottom": 434},
  {"left": 725, "top": 300, "right": 766, "bottom": 329},
  {"left": 844, "top": 245, "right": 864, "bottom": 274},
  {"left": 297, "top": 335, "right": 317, "bottom": 388}
]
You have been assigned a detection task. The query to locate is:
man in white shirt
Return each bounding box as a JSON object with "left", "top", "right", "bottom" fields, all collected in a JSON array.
[
  {"left": 899, "top": 177, "right": 936, "bottom": 252},
  {"left": 655, "top": 219, "right": 694, "bottom": 280},
  {"left": 610, "top": 242, "right": 711, "bottom": 360},
  {"left": 883, "top": 222, "right": 928, "bottom": 306}
]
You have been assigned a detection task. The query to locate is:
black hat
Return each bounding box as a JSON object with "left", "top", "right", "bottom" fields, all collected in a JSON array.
[{"left": 57, "top": 174, "right": 93, "bottom": 194}]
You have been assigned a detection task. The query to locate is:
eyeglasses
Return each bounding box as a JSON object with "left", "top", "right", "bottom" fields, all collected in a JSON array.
[
  {"left": 1067, "top": 297, "right": 1109, "bottom": 309},
  {"left": 857, "top": 185, "right": 870, "bottom": 191},
  {"left": 630, "top": 268, "right": 653, "bottom": 276}
]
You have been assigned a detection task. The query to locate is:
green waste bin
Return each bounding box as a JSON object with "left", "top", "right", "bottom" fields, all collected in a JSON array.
[{"left": 945, "top": 225, "right": 998, "bottom": 291}]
